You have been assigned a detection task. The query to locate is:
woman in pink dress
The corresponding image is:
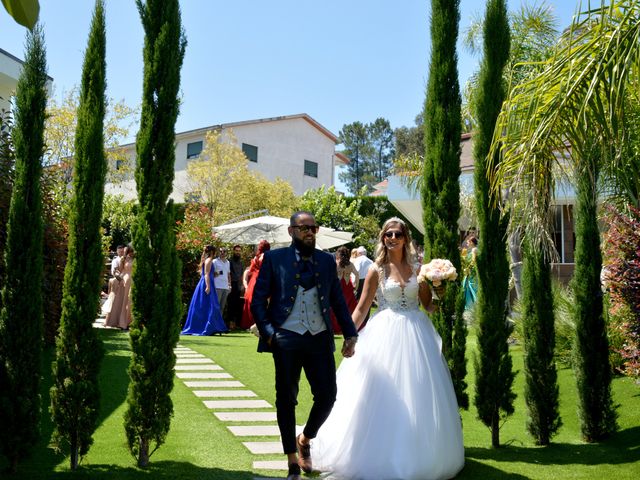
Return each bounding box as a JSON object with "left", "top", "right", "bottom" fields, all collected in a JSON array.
[
  {"left": 330, "top": 246, "right": 359, "bottom": 334},
  {"left": 241, "top": 239, "right": 271, "bottom": 329}
]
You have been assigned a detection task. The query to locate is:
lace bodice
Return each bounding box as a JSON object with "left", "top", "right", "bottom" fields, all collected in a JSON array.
[{"left": 376, "top": 266, "right": 421, "bottom": 311}]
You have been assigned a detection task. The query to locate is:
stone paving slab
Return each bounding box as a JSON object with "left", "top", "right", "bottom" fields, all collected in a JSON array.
[
  {"left": 214, "top": 411, "right": 277, "bottom": 422},
  {"left": 175, "top": 358, "right": 215, "bottom": 364},
  {"left": 243, "top": 441, "right": 282, "bottom": 454},
  {"left": 229, "top": 425, "right": 280, "bottom": 436},
  {"left": 193, "top": 390, "right": 257, "bottom": 398},
  {"left": 184, "top": 380, "right": 244, "bottom": 388},
  {"left": 175, "top": 353, "right": 206, "bottom": 358},
  {"left": 203, "top": 399, "right": 272, "bottom": 409},
  {"left": 176, "top": 372, "right": 232, "bottom": 379},
  {"left": 174, "top": 348, "right": 193, "bottom": 352},
  {"left": 175, "top": 364, "right": 223, "bottom": 371},
  {"left": 253, "top": 460, "right": 288, "bottom": 470}
]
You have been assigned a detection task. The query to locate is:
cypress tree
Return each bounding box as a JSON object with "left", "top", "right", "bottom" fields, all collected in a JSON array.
[
  {"left": 472, "top": 0, "right": 516, "bottom": 448},
  {"left": 423, "top": 0, "right": 468, "bottom": 408},
  {"left": 521, "top": 239, "right": 561, "bottom": 445},
  {"left": 49, "top": 1, "right": 106, "bottom": 469},
  {"left": 0, "top": 106, "right": 14, "bottom": 311},
  {"left": 0, "top": 26, "right": 47, "bottom": 472},
  {"left": 571, "top": 145, "right": 617, "bottom": 442},
  {"left": 124, "top": 0, "right": 185, "bottom": 467}
]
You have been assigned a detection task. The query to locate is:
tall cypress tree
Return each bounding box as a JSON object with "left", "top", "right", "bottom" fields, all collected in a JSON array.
[
  {"left": 423, "top": 0, "right": 468, "bottom": 408},
  {"left": 0, "top": 26, "right": 47, "bottom": 472},
  {"left": 124, "top": 0, "right": 185, "bottom": 467},
  {"left": 49, "top": 1, "right": 106, "bottom": 469},
  {"left": 521, "top": 239, "right": 561, "bottom": 445},
  {"left": 571, "top": 144, "right": 617, "bottom": 442},
  {"left": 472, "top": 0, "right": 516, "bottom": 448}
]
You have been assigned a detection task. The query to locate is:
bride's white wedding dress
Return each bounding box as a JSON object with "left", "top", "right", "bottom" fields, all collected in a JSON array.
[{"left": 312, "top": 267, "right": 464, "bottom": 480}]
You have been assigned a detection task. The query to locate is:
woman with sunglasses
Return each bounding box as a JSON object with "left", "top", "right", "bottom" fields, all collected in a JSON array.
[{"left": 312, "top": 217, "right": 464, "bottom": 480}]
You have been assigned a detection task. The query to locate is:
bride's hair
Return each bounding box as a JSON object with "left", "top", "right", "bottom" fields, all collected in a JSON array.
[{"left": 374, "top": 217, "right": 416, "bottom": 266}]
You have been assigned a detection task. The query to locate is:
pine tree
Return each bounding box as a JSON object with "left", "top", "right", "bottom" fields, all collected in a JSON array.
[
  {"left": 0, "top": 25, "right": 47, "bottom": 473},
  {"left": 521, "top": 239, "right": 561, "bottom": 445},
  {"left": 472, "top": 0, "right": 516, "bottom": 447},
  {"left": 571, "top": 146, "right": 617, "bottom": 442},
  {"left": 124, "top": 0, "right": 186, "bottom": 467},
  {"left": 49, "top": 1, "right": 106, "bottom": 469},
  {"left": 422, "top": 0, "right": 468, "bottom": 408}
]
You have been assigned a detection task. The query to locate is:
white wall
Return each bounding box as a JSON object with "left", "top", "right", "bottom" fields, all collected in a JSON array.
[{"left": 106, "top": 116, "right": 338, "bottom": 202}]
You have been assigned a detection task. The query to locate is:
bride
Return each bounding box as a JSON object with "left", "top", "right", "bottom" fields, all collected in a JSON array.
[{"left": 311, "top": 217, "right": 464, "bottom": 480}]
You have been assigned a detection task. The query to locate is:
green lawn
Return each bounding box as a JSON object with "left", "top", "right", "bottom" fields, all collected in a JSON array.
[{"left": 2, "top": 328, "right": 639, "bottom": 479}]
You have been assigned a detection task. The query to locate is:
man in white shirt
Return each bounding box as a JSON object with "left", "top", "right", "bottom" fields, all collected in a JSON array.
[
  {"left": 111, "top": 244, "right": 125, "bottom": 277},
  {"left": 351, "top": 246, "right": 373, "bottom": 325},
  {"left": 213, "top": 247, "right": 232, "bottom": 318}
]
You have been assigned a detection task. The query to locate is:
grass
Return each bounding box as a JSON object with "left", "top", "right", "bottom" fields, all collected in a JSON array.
[{"left": 2, "top": 328, "right": 639, "bottom": 479}]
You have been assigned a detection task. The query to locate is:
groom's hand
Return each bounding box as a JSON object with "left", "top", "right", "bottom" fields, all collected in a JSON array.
[{"left": 341, "top": 336, "right": 357, "bottom": 358}]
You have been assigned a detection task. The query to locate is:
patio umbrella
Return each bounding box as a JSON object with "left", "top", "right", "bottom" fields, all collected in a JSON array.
[{"left": 212, "top": 215, "right": 353, "bottom": 250}]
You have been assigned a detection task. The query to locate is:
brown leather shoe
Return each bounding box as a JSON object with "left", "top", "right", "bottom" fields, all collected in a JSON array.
[
  {"left": 287, "top": 462, "right": 302, "bottom": 480},
  {"left": 296, "top": 433, "right": 312, "bottom": 473}
]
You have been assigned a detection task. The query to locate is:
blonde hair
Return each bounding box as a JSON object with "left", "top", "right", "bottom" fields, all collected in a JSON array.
[{"left": 374, "top": 217, "right": 416, "bottom": 266}]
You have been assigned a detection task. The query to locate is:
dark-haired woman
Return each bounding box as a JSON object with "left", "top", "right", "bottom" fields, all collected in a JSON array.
[
  {"left": 330, "top": 246, "right": 359, "bottom": 334},
  {"left": 182, "top": 245, "right": 228, "bottom": 335}
]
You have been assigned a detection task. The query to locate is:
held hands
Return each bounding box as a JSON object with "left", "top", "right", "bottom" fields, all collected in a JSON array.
[{"left": 341, "top": 337, "right": 357, "bottom": 358}]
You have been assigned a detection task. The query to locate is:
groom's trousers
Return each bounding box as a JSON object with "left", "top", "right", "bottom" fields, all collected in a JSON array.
[{"left": 272, "top": 329, "right": 337, "bottom": 454}]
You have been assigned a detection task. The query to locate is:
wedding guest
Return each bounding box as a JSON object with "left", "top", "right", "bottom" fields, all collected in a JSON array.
[
  {"left": 329, "top": 246, "right": 359, "bottom": 334},
  {"left": 213, "top": 247, "right": 231, "bottom": 319},
  {"left": 462, "top": 235, "right": 478, "bottom": 310},
  {"left": 251, "top": 211, "right": 358, "bottom": 480},
  {"left": 351, "top": 245, "right": 373, "bottom": 326},
  {"left": 241, "top": 240, "right": 270, "bottom": 330},
  {"left": 182, "top": 245, "right": 228, "bottom": 336},
  {"left": 118, "top": 245, "right": 135, "bottom": 330},
  {"left": 103, "top": 246, "right": 125, "bottom": 324},
  {"left": 312, "top": 217, "right": 465, "bottom": 480},
  {"left": 227, "top": 244, "right": 245, "bottom": 330}
]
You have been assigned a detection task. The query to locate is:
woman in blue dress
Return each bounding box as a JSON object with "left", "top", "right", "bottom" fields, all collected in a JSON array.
[{"left": 182, "top": 245, "right": 228, "bottom": 335}]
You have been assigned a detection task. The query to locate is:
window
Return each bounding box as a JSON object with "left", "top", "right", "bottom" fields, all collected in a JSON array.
[
  {"left": 187, "top": 141, "right": 203, "bottom": 159},
  {"left": 304, "top": 160, "right": 318, "bottom": 178},
  {"left": 242, "top": 143, "right": 258, "bottom": 162},
  {"left": 551, "top": 205, "right": 575, "bottom": 263}
]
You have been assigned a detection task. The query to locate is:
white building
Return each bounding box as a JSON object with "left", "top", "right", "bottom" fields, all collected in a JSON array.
[
  {"left": 105, "top": 113, "right": 348, "bottom": 201},
  {"left": 0, "top": 48, "right": 23, "bottom": 113},
  {"left": 1, "top": 47, "right": 53, "bottom": 114}
]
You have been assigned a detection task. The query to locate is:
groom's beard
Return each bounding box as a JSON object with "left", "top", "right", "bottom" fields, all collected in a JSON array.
[{"left": 292, "top": 236, "right": 315, "bottom": 257}]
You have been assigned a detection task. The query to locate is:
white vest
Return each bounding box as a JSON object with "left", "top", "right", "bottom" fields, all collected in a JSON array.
[{"left": 280, "top": 286, "right": 327, "bottom": 335}]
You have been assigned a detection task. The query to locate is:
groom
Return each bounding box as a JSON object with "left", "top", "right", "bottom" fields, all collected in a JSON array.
[{"left": 251, "top": 211, "right": 358, "bottom": 480}]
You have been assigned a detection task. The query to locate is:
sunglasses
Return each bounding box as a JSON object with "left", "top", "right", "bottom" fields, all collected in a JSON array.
[
  {"left": 384, "top": 231, "right": 404, "bottom": 239},
  {"left": 292, "top": 225, "right": 320, "bottom": 234}
]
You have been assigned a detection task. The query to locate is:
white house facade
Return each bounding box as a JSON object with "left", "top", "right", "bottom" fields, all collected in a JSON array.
[
  {"left": 0, "top": 48, "right": 23, "bottom": 113},
  {"left": 105, "top": 113, "right": 348, "bottom": 201}
]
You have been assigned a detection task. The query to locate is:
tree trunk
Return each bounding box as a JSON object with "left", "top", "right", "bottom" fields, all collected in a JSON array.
[
  {"left": 491, "top": 413, "right": 500, "bottom": 448},
  {"left": 137, "top": 437, "right": 149, "bottom": 468}
]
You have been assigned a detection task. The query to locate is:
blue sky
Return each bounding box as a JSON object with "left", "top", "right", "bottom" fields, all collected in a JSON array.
[{"left": 0, "top": 0, "right": 581, "bottom": 190}]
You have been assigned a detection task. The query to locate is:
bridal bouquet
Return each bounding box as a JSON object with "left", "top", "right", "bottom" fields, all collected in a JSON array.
[
  {"left": 418, "top": 259, "right": 457, "bottom": 299},
  {"left": 418, "top": 259, "right": 457, "bottom": 286}
]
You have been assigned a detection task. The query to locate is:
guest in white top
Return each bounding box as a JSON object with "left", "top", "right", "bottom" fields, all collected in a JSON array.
[
  {"left": 213, "top": 247, "right": 232, "bottom": 316},
  {"left": 351, "top": 246, "right": 374, "bottom": 326}
]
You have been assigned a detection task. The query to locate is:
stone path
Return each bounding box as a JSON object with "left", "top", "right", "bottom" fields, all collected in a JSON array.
[{"left": 174, "top": 344, "right": 290, "bottom": 479}]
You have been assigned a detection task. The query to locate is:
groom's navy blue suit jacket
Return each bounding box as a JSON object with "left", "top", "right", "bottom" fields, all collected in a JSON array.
[{"left": 251, "top": 245, "right": 358, "bottom": 353}]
